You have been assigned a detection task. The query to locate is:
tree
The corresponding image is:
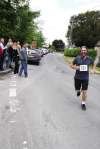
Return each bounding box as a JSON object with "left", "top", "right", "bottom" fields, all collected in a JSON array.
[
  {"left": 0, "top": 0, "right": 17, "bottom": 38},
  {"left": 0, "top": 0, "right": 45, "bottom": 45},
  {"left": 66, "top": 11, "right": 100, "bottom": 48},
  {"left": 52, "top": 39, "right": 65, "bottom": 51},
  {"left": 34, "top": 31, "right": 45, "bottom": 47},
  {"left": 15, "top": 5, "right": 40, "bottom": 43}
]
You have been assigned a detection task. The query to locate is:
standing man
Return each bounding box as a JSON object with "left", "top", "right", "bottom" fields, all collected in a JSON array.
[
  {"left": 71, "top": 46, "right": 95, "bottom": 110},
  {"left": 19, "top": 43, "right": 28, "bottom": 77}
]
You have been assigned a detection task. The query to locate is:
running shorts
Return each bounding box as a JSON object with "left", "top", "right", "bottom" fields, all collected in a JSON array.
[{"left": 74, "top": 79, "right": 89, "bottom": 90}]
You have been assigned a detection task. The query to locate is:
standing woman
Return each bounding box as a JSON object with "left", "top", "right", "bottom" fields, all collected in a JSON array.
[
  {"left": 7, "top": 38, "right": 13, "bottom": 68},
  {"left": 12, "top": 41, "right": 20, "bottom": 74}
]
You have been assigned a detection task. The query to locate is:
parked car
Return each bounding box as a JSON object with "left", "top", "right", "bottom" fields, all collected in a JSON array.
[
  {"left": 41, "top": 48, "right": 49, "bottom": 55},
  {"left": 27, "top": 48, "right": 41, "bottom": 65},
  {"left": 34, "top": 48, "right": 44, "bottom": 57}
]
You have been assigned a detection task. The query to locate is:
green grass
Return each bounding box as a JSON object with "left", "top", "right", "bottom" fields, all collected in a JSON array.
[
  {"left": 64, "top": 56, "right": 74, "bottom": 64},
  {"left": 96, "top": 67, "right": 100, "bottom": 72},
  {"left": 90, "top": 66, "right": 100, "bottom": 74}
]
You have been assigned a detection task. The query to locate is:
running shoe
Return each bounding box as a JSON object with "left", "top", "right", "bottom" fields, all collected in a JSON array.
[
  {"left": 77, "top": 91, "right": 80, "bottom": 96},
  {"left": 81, "top": 104, "right": 86, "bottom": 111}
]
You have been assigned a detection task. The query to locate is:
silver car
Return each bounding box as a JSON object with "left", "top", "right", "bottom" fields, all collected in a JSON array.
[{"left": 27, "top": 48, "right": 41, "bottom": 65}]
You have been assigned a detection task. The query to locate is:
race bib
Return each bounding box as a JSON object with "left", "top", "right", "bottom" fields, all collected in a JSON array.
[{"left": 80, "top": 65, "right": 88, "bottom": 71}]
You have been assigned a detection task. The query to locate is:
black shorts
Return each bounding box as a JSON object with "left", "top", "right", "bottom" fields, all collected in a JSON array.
[{"left": 74, "top": 79, "right": 89, "bottom": 91}]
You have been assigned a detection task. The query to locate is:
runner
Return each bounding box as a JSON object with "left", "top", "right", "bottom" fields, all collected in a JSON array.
[{"left": 71, "top": 46, "right": 96, "bottom": 110}]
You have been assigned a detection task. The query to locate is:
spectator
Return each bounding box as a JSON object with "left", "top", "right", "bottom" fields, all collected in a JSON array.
[
  {"left": 12, "top": 41, "right": 20, "bottom": 74},
  {"left": 0, "top": 38, "right": 5, "bottom": 70},
  {"left": 19, "top": 43, "right": 28, "bottom": 77},
  {"left": 17, "top": 41, "right": 21, "bottom": 50},
  {"left": 7, "top": 38, "right": 13, "bottom": 68}
]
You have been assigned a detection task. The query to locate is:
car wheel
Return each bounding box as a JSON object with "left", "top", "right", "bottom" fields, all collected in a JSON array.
[{"left": 36, "top": 61, "right": 40, "bottom": 65}]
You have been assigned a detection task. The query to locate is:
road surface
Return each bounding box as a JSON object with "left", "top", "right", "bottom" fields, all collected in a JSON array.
[{"left": 0, "top": 53, "right": 100, "bottom": 149}]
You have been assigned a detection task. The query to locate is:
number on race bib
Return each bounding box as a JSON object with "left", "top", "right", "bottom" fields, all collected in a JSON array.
[{"left": 80, "top": 65, "right": 88, "bottom": 71}]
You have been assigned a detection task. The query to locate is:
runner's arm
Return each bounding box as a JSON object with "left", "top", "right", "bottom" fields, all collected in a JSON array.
[
  {"left": 70, "top": 57, "right": 80, "bottom": 70},
  {"left": 91, "top": 63, "right": 96, "bottom": 73},
  {"left": 90, "top": 58, "right": 96, "bottom": 73},
  {"left": 70, "top": 64, "right": 80, "bottom": 70}
]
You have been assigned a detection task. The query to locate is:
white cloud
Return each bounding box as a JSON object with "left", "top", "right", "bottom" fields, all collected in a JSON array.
[{"left": 30, "top": 0, "right": 100, "bottom": 44}]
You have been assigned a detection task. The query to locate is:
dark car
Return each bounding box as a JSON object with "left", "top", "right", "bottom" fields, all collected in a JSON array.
[{"left": 27, "top": 48, "right": 41, "bottom": 65}]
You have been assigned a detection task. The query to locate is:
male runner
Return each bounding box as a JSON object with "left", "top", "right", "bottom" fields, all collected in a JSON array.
[{"left": 71, "top": 46, "right": 95, "bottom": 110}]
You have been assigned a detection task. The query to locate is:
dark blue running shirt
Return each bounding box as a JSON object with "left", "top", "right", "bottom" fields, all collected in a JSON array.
[{"left": 73, "top": 56, "right": 94, "bottom": 80}]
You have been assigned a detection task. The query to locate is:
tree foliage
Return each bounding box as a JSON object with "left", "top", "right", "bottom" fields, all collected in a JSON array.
[
  {"left": 52, "top": 39, "right": 65, "bottom": 51},
  {"left": 0, "top": 0, "right": 17, "bottom": 38},
  {"left": 67, "top": 11, "right": 100, "bottom": 48},
  {"left": 15, "top": 5, "right": 40, "bottom": 42},
  {"left": 0, "top": 0, "right": 45, "bottom": 45}
]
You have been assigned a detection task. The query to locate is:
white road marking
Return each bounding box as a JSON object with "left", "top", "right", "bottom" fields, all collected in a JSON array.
[
  {"left": 10, "top": 106, "right": 17, "bottom": 113},
  {"left": 10, "top": 81, "right": 16, "bottom": 83},
  {"left": 9, "top": 88, "right": 16, "bottom": 97},
  {"left": 9, "top": 83, "right": 16, "bottom": 87},
  {"left": 13, "top": 75, "right": 17, "bottom": 78},
  {"left": 9, "top": 99, "right": 20, "bottom": 113},
  {"left": 23, "top": 141, "right": 28, "bottom": 145},
  {"left": 9, "top": 120, "right": 16, "bottom": 123}
]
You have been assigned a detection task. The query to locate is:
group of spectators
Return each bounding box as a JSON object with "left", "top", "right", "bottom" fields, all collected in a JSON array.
[{"left": 0, "top": 38, "right": 28, "bottom": 77}]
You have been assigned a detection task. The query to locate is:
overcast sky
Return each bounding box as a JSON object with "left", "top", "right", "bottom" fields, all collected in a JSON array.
[{"left": 30, "top": 0, "right": 100, "bottom": 44}]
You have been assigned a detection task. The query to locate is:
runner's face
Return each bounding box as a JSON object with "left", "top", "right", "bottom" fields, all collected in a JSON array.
[{"left": 80, "top": 48, "right": 88, "bottom": 57}]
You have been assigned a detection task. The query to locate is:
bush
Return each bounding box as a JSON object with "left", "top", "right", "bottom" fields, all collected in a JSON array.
[
  {"left": 64, "top": 48, "right": 96, "bottom": 59},
  {"left": 88, "top": 49, "right": 97, "bottom": 59},
  {"left": 64, "top": 48, "right": 80, "bottom": 57}
]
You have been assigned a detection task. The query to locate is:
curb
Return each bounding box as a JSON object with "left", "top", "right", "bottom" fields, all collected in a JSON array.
[{"left": 0, "top": 68, "right": 12, "bottom": 75}]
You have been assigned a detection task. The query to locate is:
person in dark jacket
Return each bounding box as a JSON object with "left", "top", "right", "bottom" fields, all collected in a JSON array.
[
  {"left": 7, "top": 38, "right": 13, "bottom": 68},
  {"left": 12, "top": 41, "right": 20, "bottom": 74},
  {"left": 19, "top": 43, "right": 28, "bottom": 77},
  {"left": 0, "top": 47, "right": 3, "bottom": 70}
]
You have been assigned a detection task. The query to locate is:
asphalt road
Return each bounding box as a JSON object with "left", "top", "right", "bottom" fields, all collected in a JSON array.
[{"left": 0, "top": 53, "right": 100, "bottom": 149}]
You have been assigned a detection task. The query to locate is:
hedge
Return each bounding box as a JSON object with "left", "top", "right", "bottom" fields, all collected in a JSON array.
[{"left": 64, "top": 48, "right": 97, "bottom": 59}]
